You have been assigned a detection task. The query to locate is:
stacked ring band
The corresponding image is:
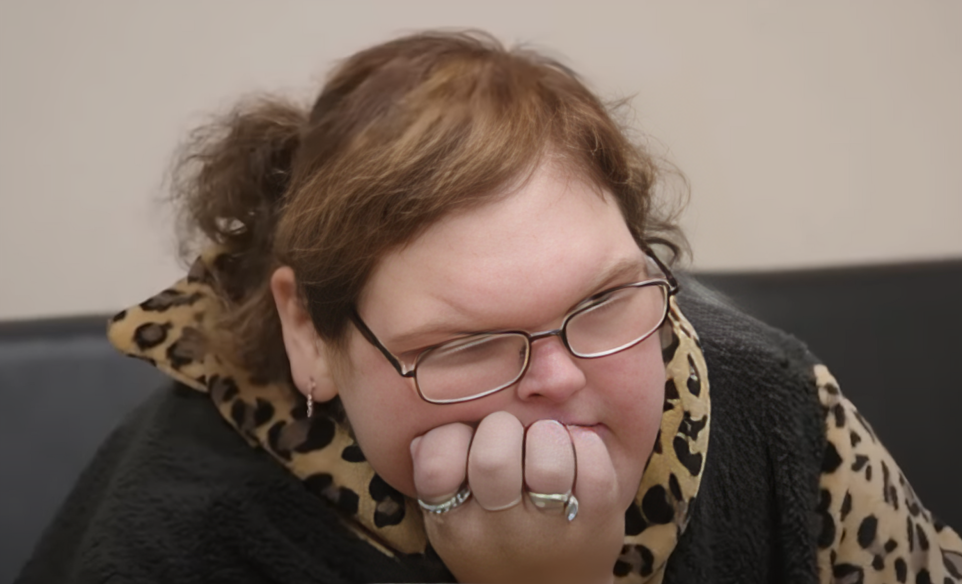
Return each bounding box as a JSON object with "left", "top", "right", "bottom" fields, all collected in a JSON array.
[{"left": 417, "top": 485, "right": 472, "bottom": 514}]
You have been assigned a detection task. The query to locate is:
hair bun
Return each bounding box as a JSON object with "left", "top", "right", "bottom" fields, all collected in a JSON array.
[{"left": 172, "top": 96, "right": 307, "bottom": 261}]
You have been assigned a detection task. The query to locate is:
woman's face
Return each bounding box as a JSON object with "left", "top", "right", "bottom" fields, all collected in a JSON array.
[{"left": 335, "top": 162, "right": 666, "bottom": 512}]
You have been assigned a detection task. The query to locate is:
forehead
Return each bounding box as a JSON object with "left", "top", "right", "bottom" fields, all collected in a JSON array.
[{"left": 358, "top": 163, "right": 645, "bottom": 339}]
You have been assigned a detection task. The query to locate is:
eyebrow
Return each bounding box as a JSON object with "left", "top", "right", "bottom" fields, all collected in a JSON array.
[
  {"left": 381, "top": 255, "right": 650, "bottom": 350},
  {"left": 575, "top": 255, "right": 650, "bottom": 308}
]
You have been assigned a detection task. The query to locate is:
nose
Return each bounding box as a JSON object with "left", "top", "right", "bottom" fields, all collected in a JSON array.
[{"left": 515, "top": 335, "right": 588, "bottom": 403}]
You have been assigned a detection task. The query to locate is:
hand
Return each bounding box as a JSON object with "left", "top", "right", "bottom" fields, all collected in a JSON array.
[{"left": 410, "top": 411, "right": 623, "bottom": 584}]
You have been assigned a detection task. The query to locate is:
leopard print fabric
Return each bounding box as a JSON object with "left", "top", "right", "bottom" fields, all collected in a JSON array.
[
  {"left": 107, "top": 249, "right": 710, "bottom": 582},
  {"left": 814, "top": 366, "right": 962, "bottom": 583}
]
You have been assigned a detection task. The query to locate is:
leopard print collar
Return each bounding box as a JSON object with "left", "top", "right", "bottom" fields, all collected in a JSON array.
[{"left": 107, "top": 249, "right": 711, "bottom": 583}]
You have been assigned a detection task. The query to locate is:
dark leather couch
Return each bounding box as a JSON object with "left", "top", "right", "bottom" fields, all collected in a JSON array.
[{"left": 2, "top": 260, "right": 959, "bottom": 581}]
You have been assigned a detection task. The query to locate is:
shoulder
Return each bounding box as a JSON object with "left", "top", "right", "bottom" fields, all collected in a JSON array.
[
  {"left": 668, "top": 276, "right": 827, "bottom": 579},
  {"left": 676, "top": 275, "right": 826, "bottom": 438},
  {"left": 813, "top": 368, "right": 962, "bottom": 583},
  {"left": 677, "top": 274, "right": 820, "bottom": 372},
  {"left": 17, "top": 385, "right": 278, "bottom": 582},
  {"left": 17, "top": 385, "right": 352, "bottom": 583},
  {"left": 674, "top": 276, "right": 962, "bottom": 583}
]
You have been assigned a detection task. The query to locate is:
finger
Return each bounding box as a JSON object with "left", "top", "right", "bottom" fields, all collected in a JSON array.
[
  {"left": 411, "top": 423, "right": 473, "bottom": 503},
  {"left": 524, "top": 419, "right": 576, "bottom": 496},
  {"left": 567, "top": 426, "right": 619, "bottom": 513},
  {"left": 468, "top": 411, "right": 524, "bottom": 511}
]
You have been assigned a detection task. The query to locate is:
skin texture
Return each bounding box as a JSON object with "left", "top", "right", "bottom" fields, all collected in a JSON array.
[{"left": 272, "top": 161, "right": 666, "bottom": 583}]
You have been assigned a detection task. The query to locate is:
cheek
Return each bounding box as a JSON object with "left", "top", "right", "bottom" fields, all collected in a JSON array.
[
  {"left": 334, "top": 340, "right": 484, "bottom": 499},
  {"left": 589, "top": 334, "right": 666, "bottom": 419},
  {"left": 335, "top": 358, "right": 423, "bottom": 497},
  {"left": 584, "top": 335, "right": 666, "bottom": 504}
]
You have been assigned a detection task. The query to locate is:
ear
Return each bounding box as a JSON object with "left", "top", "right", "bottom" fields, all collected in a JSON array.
[{"left": 270, "top": 266, "right": 339, "bottom": 402}]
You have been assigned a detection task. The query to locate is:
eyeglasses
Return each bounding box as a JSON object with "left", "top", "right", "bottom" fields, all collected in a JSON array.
[{"left": 350, "top": 250, "right": 679, "bottom": 405}]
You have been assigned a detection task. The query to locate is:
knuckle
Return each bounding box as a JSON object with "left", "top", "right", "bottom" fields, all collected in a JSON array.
[
  {"left": 470, "top": 448, "right": 513, "bottom": 476},
  {"left": 416, "top": 456, "right": 461, "bottom": 486},
  {"left": 526, "top": 462, "right": 571, "bottom": 486}
]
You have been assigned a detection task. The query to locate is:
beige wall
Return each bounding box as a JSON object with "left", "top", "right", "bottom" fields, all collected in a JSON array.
[{"left": 1, "top": 1, "right": 960, "bottom": 319}]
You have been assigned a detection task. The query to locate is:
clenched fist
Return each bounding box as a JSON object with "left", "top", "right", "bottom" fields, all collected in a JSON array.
[{"left": 410, "top": 411, "right": 624, "bottom": 584}]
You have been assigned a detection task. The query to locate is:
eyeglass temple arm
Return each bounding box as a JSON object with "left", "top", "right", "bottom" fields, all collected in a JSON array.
[
  {"left": 642, "top": 244, "right": 680, "bottom": 293},
  {"left": 349, "top": 309, "right": 414, "bottom": 377}
]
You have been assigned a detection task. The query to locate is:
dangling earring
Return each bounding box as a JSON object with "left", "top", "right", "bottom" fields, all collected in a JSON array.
[{"left": 306, "top": 377, "right": 315, "bottom": 419}]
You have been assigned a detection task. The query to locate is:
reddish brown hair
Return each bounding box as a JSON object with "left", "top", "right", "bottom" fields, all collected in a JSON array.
[{"left": 172, "top": 30, "right": 687, "bottom": 381}]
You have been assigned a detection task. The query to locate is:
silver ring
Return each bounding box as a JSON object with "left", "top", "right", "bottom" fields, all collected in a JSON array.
[
  {"left": 528, "top": 491, "right": 569, "bottom": 511},
  {"left": 418, "top": 485, "right": 472, "bottom": 515},
  {"left": 527, "top": 491, "right": 579, "bottom": 522},
  {"left": 564, "top": 494, "right": 579, "bottom": 522}
]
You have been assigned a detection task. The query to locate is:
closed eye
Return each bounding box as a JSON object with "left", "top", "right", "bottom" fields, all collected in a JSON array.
[{"left": 577, "top": 292, "right": 627, "bottom": 316}]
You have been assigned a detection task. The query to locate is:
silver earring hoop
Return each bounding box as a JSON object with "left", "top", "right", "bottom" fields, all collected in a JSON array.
[{"left": 306, "top": 377, "right": 315, "bottom": 418}]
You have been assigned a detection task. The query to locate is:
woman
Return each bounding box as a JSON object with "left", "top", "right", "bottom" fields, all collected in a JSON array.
[{"left": 17, "top": 31, "right": 962, "bottom": 584}]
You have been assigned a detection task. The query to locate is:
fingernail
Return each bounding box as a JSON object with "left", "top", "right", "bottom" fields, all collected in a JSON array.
[
  {"left": 410, "top": 436, "right": 422, "bottom": 458},
  {"left": 566, "top": 425, "right": 601, "bottom": 442},
  {"left": 477, "top": 495, "right": 522, "bottom": 512},
  {"left": 532, "top": 419, "right": 566, "bottom": 429}
]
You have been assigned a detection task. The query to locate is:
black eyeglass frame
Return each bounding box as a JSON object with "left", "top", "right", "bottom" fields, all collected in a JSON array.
[{"left": 349, "top": 248, "right": 679, "bottom": 405}]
